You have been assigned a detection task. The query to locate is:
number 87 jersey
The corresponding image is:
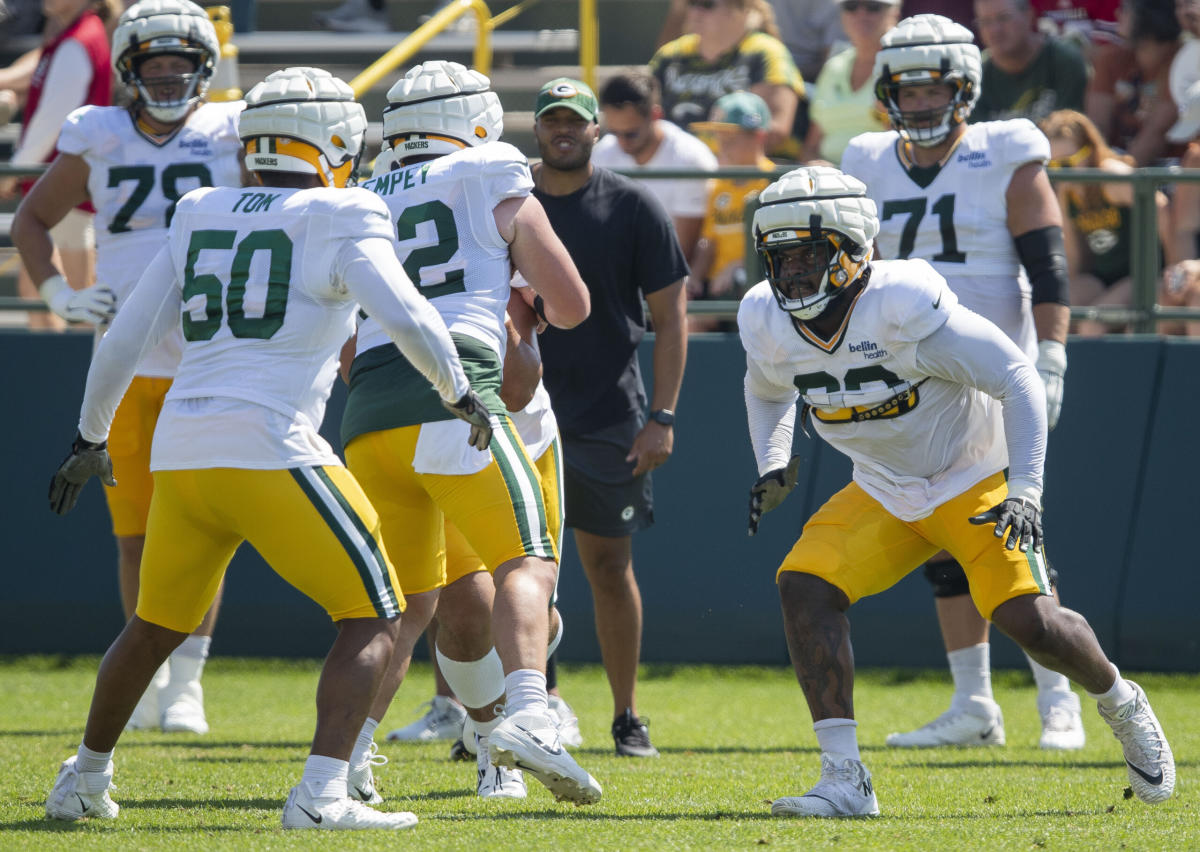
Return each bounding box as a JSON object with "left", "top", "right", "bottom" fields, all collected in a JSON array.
[{"left": 841, "top": 118, "right": 1049, "bottom": 360}]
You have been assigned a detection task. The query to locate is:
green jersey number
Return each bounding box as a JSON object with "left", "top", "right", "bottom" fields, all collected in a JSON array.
[
  {"left": 880, "top": 193, "right": 966, "bottom": 263},
  {"left": 182, "top": 228, "right": 292, "bottom": 341},
  {"left": 107, "top": 162, "right": 214, "bottom": 233},
  {"left": 395, "top": 200, "right": 467, "bottom": 298}
]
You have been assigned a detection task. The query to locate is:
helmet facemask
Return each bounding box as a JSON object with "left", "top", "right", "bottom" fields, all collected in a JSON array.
[
  {"left": 759, "top": 218, "right": 871, "bottom": 321},
  {"left": 126, "top": 48, "right": 210, "bottom": 123},
  {"left": 876, "top": 66, "right": 972, "bottom": 148}
]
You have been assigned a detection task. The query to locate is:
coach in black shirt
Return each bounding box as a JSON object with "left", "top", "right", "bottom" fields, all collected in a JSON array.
[{"left": 531, "top": 77, "right": 689, "bottom": 758}]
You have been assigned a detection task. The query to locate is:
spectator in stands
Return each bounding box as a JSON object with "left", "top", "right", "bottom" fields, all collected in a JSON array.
[
  {"left": 311, "top": 0, "right": 385, "bottom": 31},
  {"left": 687, "top": 91, "right": 775, "bottom": 331},
  {"left": 1041, "top": 109, "right": 1169, "bottom": 336},
  {"left": 898, "top": 0, "right": 972, "bottom": 26},
  {"left": 1091, "top": 0, "right": 1182, "bottom": 165},
  {"left": 649, "top": 0, "right": 808, "bottom": 161},
  {"left": 531, "top": 76, "right": 689, "bottom": 758},
  {"left": 0, "top": 0, "right": 117, "bottom": 330},
  {"left": 806, "top": 0, "right": 900, "bottom": 164},
  {"left": 1031, "top": 0, "right": 1120, "bottom": 51},
  {"left": 970, "top": 0, "right": 1088, "bottom": 124},
  {"left": 592, "top": 69, "right": 717, "bottom": 260},
  {"left": 1161, "top": 78, "right": 1200, "bottom": 336},
  {"left": 769, "top": 0, "right": 847, "bottom": 83}
]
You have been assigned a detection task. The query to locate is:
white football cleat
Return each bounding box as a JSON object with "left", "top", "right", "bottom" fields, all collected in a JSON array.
[
  {"left": 1098, "top": 680, "right": 1175, "bottom": 804},
  {"left": 475, "top": 734, "right": 527, "bottom": 799},
  {"left": 348, "top": 740, "right": 386, "bottom": 804},
  {"left": 771, "top": 753, "right": 879, "bottom": 818},
  {"left": 45, "top": 755, "right": 119, "bottom": 821},
  {"left": 281, "top": 785, "right": 418, "bottom": 830},
  {"left": 160, "top": 679, "right": 209, "bottom": 734},
  {"left": 489, "top": 709, "right": 601, "bottom": 805},
  {"left": 126, "top": 663, "right": 169, "bottom": 731},
  {"left": 1039, "top": 691, "right": 1086, "bottom": 751},
  {"left": 885, "top": 697, "right": 1005, "bottom": 748},
  {"left": 386, "top": 696, "right": 467, "bottom": 742},
  {"left": 547, "top": 695, "right": 583, "bottom": 748}
]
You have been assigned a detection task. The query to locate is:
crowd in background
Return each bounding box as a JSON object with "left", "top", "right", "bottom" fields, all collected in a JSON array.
[{"left": 2, "top": 0, "right": 1199, "bottom": 334}]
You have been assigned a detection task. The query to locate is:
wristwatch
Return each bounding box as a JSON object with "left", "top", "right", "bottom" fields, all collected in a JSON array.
[{"left": 649, "top": 409, "right": 675, "bottom": 427}]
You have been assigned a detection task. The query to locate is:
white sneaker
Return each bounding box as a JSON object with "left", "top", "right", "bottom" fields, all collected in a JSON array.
[
  {"left": 476, "top": 734, "right": 526, "bottom": 799},
  {"left": 885, "top": 697, "right": 1005, "bottom": 747},
  {"left": 489, "top": 709, "right": 601, "bottom": 805},
  {"left": 45, "top": 755, "right": 119, "bottom": 821},
  {"left": 161, "top": 679, "right": 209, "bottom": 734},
  {"left": 348, "top": 741, "right": 386, "bottom": 804},
  {"left": 311, "top": 0, "right": 387, "bottom": 32},
  {"left": 547, "top": 695, "right": 583, "bottom": 748},
  {"left": 1039, "top": 691, "right": 1086, "bottom": 750},
  {"left": 126, "top": 663, "right": 170, "bottom": 731},
  {"left": 281, "top": 784, "right": 417, "bottom": 830},
  {"left": 771, "top": 753, "right": 879, "bottom": 818},
  {"left": 1098, "top": 680, "right": 1175, "bottom": 804},
  {"left": 386, "top": 696, "right": 467, "bottom": 742}
]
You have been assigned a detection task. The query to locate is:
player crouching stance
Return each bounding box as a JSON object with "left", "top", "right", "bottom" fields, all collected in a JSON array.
[
  {"left": 740, "top": 166, "right": 1174, "bottom": 817},
  {"left": 42, "top": 66, "right": 492, "bottom": 830}
]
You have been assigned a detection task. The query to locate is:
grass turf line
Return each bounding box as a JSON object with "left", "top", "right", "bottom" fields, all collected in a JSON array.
[{"left": 1, "top": 657, "right": 1196, "bottom": 850}]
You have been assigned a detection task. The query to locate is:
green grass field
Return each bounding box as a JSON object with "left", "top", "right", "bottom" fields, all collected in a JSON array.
[{"left": 1, "top": 657, "right": 1195, "bottom": 850}]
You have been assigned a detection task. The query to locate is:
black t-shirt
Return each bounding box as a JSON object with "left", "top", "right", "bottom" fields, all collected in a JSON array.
[{"left": 534, "top": 166, "right": 689, "bottom": 436}]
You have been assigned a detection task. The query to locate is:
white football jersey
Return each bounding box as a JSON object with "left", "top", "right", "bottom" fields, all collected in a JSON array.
[
  {"left": 841, "top": 120, "right": 1049, "bottom": 360},
  {"left": 151, "top": 185, "right": 395, "bottom": 469},
  {"left": 57, "top": 101, "right": 245, "bottom": 376},
  {"left": 355, "top": 141, "right": 533, "bottom": 360},
  {"left": 739, "top": 260, "right": 1007, "bottom": 521}
]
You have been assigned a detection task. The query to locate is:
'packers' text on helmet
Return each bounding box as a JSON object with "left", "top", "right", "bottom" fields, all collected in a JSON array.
[
  {"left": 752, "top": 166, "right": 879, "bottom": 322},
  {"left": 873, "top": 14, "right": 981, "bottom": 147},
  {"left": 112, "top": 0, "right": 219, "bottom": 124},
  {"left": 381, "top": 60, "right": 504, "bottom": 164},
  {"left": 239, "top": 67, "right": 367, "bottom": 189}
]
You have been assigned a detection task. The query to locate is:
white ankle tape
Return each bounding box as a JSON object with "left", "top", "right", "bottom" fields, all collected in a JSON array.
[{"left": 435, "top": 645, "right": 504, "bottom": 710}]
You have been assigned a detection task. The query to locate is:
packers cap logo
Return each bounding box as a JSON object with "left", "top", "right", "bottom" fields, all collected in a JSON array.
[{"left": 550, "top": 82, "right": 578, "bottom": 99}]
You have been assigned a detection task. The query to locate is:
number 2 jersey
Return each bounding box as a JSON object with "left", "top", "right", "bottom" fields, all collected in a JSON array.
[
  {"left": 57, "top": 101, "right": 245, "bottom": 376},
  {"left": 76, "top": 185, "right": 467, "bottom": 472},
  {"left": 840, "top": 119, "right": 1050, "bottom": 361},
  {"left": 739, "top": 259, "right": 1046, "bottom": 521}
]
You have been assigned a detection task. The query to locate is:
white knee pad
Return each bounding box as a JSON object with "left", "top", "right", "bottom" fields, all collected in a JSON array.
[
  {"left": 547, "top": 609, "right": 564, "bottom": 659},
  {"left": 435, "top": 645, "right": 504, "bottom": 710}
]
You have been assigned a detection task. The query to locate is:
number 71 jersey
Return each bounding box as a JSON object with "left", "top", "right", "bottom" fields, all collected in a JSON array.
[{"left": 841, "top": 119, "right": 1049, "bottom": 358}]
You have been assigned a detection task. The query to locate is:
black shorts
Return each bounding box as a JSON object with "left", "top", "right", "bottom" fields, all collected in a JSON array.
[{"left": 561, "top": 416, "right": 654, "bottom": 537}]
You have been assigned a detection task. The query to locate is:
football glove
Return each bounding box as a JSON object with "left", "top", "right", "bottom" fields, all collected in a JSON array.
[
  {"left": 1035, "top": 339, "right": 1067, "bottom": 431},
  {"left": 442, "top": 390, "right": 494, "bottom": 451},
  {"left": 39, "top": 275, "right": 117, "bottom": 325},
  {"left": 48, "top": 432, "right": 117, "bottom": 515},
  {"left": 748, "top": 455, "right": 803, "bottom": 537},
  {"left": 969, "top": 497, "right": 1043, "bottom": 553}
]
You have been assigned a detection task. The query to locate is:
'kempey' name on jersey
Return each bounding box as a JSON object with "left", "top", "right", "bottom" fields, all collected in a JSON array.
[{"left": 368, "top": 163, "right": 431, "bottom": 197}]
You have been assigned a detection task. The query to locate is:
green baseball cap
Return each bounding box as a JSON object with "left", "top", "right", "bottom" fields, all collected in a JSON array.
[
  {"left": 689, "top": 91, "right": 771, "bottom": 134},
  {"left": 534, "top": 77, "right": 598, "bottom": 122}
]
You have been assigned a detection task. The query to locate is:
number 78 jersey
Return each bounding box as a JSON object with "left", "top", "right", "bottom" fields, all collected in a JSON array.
[{"left": 841, "top": 119, "right": 1049, "bottom": 359}]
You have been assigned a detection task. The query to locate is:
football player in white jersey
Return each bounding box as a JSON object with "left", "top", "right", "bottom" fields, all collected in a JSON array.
[
  {"left": 742, "top": 166, "right": 1173, "bottom": 818},
  {"left": 12, "top": 0, "right": 249, "bottom": 735},
  {"left": 340, "top": 60, "right": 600, "bottom": 806},
  {"left": 839, "top": 14, "right": 1081, "bottom": 750},
  {"left": 41, "top": 66, "right": 493, "bottom": 831}
]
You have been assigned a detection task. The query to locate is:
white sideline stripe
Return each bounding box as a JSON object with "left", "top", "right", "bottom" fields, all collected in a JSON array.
[
  {"left": 492, "top": 423, "right": 554, "bottom": 559},
  {"left": 298, "top": 466, "right": 398, "bottom": 618}
]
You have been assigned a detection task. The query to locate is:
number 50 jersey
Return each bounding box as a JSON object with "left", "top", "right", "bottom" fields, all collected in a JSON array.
[
  {"left": 57, "top": 102, "right": 245, "bottom": 376},
  {"left": 841, "top": 119, "right": 1049, "bottom": 361},
  {"left": 355, "top": 141, "right": 533, "bottom": 361}
]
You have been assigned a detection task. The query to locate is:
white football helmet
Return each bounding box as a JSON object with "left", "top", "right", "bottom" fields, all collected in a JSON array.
[
  {"left": 381, "top": 60, "right": 504, "bottom": 163},
  {"left": 112, "top": 0, "right": 219, "bottom": 123},
  {"left": 874, "top": 14, "right": 981, "bottom": 147},
  {"left": 753, "top": 166, "right": 878, "bottom": 321},
  {"left": 239, "top": 67, "right": 367, "bottom": 188}
]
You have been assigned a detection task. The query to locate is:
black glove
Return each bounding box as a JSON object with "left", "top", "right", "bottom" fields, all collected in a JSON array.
[
  {"left": 969, "top": 497, "right": 1043, "bottom": 553},
  {"left": 442, "top": 390, "right": 494, "bottom": 451},
  {"left": 748, "top": 455, "right": 803, "bottom": 536},
  {"left": 48, "top": 432, "right": 117, "bottom": 515}
]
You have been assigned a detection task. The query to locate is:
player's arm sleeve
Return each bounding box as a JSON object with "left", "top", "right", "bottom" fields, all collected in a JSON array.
[
  {"left": 337, "top": 235, "right": 471, "bottom": 404},
  {"left": 912, "top": 307, "right": 1047, "bottom": 503},
  {"left": 10, "top": 41, "right": 92, "bottom": 166},
  {"left": 744, "top": 358, "right": 799, "bottom": 477},
  {"left": 78, "top": 246, "right": 182, "bottom": 442}
]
